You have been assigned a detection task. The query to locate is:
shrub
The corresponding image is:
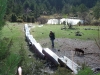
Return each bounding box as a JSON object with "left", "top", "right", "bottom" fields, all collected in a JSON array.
[
  {"left": 77, "top": 66, "right": 94, "bottom": 75},
  {"left": 91, "top": 20, "right": 100, "bottom": 26},
  {"left": 0, "top": 38, "right": 21, "bottom": 75},
  {"left": 0, "top": 38, "right": 12, "bottom": 60},
  {"left": 77, "top": 66, "right": 100, "bottom": 75},
  {"left": 37, "top": 17, "right": 47, "bottom": 24},
  {"left": 53, "top": 67, "right": 72, "bottom": 75},
  {"left": 11, "top": 14, "right": 17, "bottom": 22},
  {"left": 17, "top": 19, "right": 23, "bottom": 23}
]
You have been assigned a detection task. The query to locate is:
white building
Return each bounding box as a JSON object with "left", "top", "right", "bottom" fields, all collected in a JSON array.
[
  {"left": 47, "top": 19, "right": 59, "bottom": 24},
  {"left": 47, "top": 18, "right": 83, "bottom": 25}
]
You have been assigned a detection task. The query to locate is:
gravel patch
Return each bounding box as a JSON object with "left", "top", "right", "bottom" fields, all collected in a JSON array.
[{"left": 39, "top": 38, "right": 100, "bottom": 69}]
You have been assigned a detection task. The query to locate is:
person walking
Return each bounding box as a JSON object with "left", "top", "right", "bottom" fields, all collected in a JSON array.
[{"left": 49, "top": 31, "right": 55, "bottom": 48}]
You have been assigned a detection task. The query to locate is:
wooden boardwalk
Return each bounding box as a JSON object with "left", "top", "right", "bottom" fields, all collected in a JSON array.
[
  {"left": 24, "top": 24, "right": 81, "bottom": 74},
  {"left": 43, "top": 48, "right": 60, "bottom": 66},
  {"left": 58, "top": 56, "right": 81, "bottom": 74}
]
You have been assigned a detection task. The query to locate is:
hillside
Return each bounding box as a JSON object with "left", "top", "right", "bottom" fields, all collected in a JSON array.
[{"left": 5, "top": 0, "right": 100, "bottom": 24}]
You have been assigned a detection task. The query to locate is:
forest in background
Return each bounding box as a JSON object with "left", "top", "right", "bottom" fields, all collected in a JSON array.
[{"left": 5, "top": 0, "right": 100, "bottom": 25}]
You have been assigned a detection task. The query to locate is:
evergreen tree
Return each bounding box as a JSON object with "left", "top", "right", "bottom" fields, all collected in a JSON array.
[
  {"left": 62, "top": 4, "right": 71, "bottom": 14},
  {"left": 77, "top": 4, "right": 88, "bottom": 24},
  {"left": 4, "top": 0, "right": 100, "bottom": 22},
  {"left": 78, "top": 4, "right": 88, "bottom": 13},
  {"left": 93, "top": 1, "right": 100, "bottom": 19},
  {"left": 0, "top": 0, "right": 21, "bottom": 75},
  {"left": 0, "top": 0, "right": 7, "bottom": 29},
  {"left": 23, "top": 0, "right": 30, "bottom": 10}
]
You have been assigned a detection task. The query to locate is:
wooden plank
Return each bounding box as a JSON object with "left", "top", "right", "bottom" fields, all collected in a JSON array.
[
  {"left": 24, "top": 24, "right": 28, "bottom": 30},
  {"left": 25, "top": 31, "right": 30, "bottom": 42},
  {"left": 63, "top": 56, "right": 81, "bottom": 74},
  {"left": 27, "top": 35, "right": 37, "bottom": 45},
  {"left": 58, "top": 57, "right": 67, "bottom": 67},
  {"left": 24, "top": 24, "right": 30, "bottom": 32},
  {"left": 32, "top": 43, "right": 44, "bottom": 59},
  {"left": 42, "top": 48, "right": 59, "bottom": 66}
]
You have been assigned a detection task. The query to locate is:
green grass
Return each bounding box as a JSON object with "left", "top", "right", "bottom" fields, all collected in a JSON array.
[
  {"left": 31, "top": 24, "right": 100, "bottom": 41},
  {"left": 0, "top": 22, "right": 39, "bottom": 74},
  {"left": 1, "top": 22, "right": 100, "bottom": 74},
  {"left": 1, "top": 22, "right": 99, "bottom": 54},
  {"left": 1, "top": 22, "right": 23, "bottom": 38},
  {"left": 0, "top": 22, "right": 33, "bottom": 57}
]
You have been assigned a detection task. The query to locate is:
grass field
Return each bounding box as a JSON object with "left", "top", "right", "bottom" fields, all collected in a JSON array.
[
  {"left": 30, "top": 24, "right": 100, "bottom": 41},
  {"left": 1, "top": 22, "right": 100, "bottom": 54},
  {"left": 0, "top": 22, "right": 34, "bottom": 62},
  {"left": 1, "top": 22, "right": 100, "bottom": 74}
]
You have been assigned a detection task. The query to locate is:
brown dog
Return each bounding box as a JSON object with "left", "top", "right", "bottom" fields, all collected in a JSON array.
[{"left": 74, "top": 48, "right": 84, "bottom": 55}]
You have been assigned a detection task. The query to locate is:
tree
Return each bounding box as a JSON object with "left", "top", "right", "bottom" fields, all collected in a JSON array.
[
  {"left": 78, "top": 4, "right": 88, "bottom": 13},
  {"left": 37, "top": 17, "right": 47, "bottom": 24},
  {"left": 23, "top": 0, "right": 30, "bottom": 9},
  {"left": 34, "top": 5, "right": 41, "bottom": 21},
  {"left": 11, "top": 14, "right": 17, "bottom": 22},
  {"left": 77, "top": 4, "right": 88, "bottom": 24},
  {"left": 15, "top": 4, "right": 23, "bottom": 16},
  {"left": 51, "top": 7, "right": 57, "bottom": 14},
  {"left": 4, "top": 0, "right": 100, "bottom": 23},
  {"left": 93, "top": 1, "right": 100, "bottom": 19},
  {"left": 62, "top": 4, "right": 71, "bottom": 14},
  {"left": 0, "top": 0, "right": 7, "bottom": 30},
  {"left": 70, "top": 5, "right": 78, "bottom": 17},
  {"left": 0, "top": 1, "right": 21, "bottom": 75}
]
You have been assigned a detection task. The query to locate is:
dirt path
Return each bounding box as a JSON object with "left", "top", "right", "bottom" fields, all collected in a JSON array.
[{"left": 39, "top": 38, "right": 100, "bottom": 69}]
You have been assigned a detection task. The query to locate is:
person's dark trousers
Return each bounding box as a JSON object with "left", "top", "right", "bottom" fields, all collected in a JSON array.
[{"left": 51, "top": 39, "right": 54, "bottom": 48}]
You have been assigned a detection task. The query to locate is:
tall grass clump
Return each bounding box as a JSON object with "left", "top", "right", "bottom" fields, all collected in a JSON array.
[
  {"left": 76, "top": 66, "right": 100, "bottom": 75},
  {"left": 0, "top": 38, "right": 11, "bottom": 60},
  {"left": 53, "top": 67, "right": 73, "bottom": 75},
  {"left": 0, "top": 38, "right": 21, "bottom": 75},
  {"left": 0, "top": 0, "right": 23, "bottom": 74}
]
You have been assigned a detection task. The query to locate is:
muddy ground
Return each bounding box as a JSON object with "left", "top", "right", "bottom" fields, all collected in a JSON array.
[{"left": 38, "top": 38, "right": 100, "bottom": 69}]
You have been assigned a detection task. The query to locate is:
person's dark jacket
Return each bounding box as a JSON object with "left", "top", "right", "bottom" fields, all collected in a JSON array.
[{"left": 49, "top": 32, "right": 55, "bottom": 40}]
